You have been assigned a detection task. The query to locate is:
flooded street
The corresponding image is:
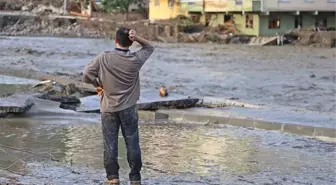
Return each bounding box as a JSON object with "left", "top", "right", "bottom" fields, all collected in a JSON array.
[
  {"left": 0, "top": 116, "right": 335, "bottom": 185},
  {"left": 1, "top": 36, "right": 336, "bottom": 113}
]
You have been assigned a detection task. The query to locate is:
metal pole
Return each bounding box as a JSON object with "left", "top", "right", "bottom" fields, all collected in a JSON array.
[{"left": 63, "top": 0, "right": 67, "bottom": 15}]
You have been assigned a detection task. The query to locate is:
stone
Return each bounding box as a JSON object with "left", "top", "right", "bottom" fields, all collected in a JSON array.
[
  {"left": 32, "top": 81, "right": 81, "bottom": 104},
  {"left": 0, "top": 94, "right": 34, "bottom": 114},
  {"left": 72, "top": 91, "right": 199, "bottom": 113}
]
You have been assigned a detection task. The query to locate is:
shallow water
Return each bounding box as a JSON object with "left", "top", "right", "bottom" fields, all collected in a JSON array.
[
  {"left": 0, "top": 75, "right": 38, "bottom": 96},
  {"left": 0, "top": 116, "right": 335, "bottom": 185}
]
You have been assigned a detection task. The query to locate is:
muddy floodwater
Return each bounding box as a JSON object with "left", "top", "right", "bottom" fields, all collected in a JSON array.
[
  {"left": 0, "top": 36, "right": 336, "bottom": 184},
  {"left": 1, "top": 36, "right": 336, "bottom": 113},
  {"left": 0, "top": 115, "right": 335, "bottom": 185}
]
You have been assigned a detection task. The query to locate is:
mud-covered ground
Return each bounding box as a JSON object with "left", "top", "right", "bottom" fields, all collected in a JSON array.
[{"left": 1, "top": 36, "right": 335, "bottom": 113}]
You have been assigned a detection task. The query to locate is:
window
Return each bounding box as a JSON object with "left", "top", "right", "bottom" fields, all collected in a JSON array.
[
  {"left": 190, "top": 13, "right": 201, "bottom": 23},
  {"left": 168, "top": 0, "right": 174, "bottom": 7},
  {"left": 304, "top": 0, "right": 313, "bottom": 2},
  {"left": 235, "top": 0, "right": 243, "bottom": 5},
  {"left": 268, "top": 17, "right": 280, "bottom": 29},
  {"left": 328, "top": 0, "right": 336, "bottom": 2},
  {"left": 188, "top": 2, "right": 196, "bottom": 5},
  {"left": 245, "top": 15, "right": 253, "bottom": 28},
  {"left": 224, "top": 15, "right": 232, "bottom": 23},
  {"left": 315, "top": 18, "right": 327, "bottom": 30},
  {"left": 155, "top": 0, "right": 160, "bottom": 6},
  {"left": 278, "top": 0, "right": 290, "bottom": 2}
]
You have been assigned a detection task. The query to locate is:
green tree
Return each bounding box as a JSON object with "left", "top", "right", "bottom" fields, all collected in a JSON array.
[{"left": 101, "top": 0, "right": 144, "bottom": 20}]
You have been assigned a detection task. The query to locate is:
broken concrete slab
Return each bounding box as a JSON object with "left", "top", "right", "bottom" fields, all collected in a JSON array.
[
  {"left": 73, "top": 91, "right": 199, "bottom": 113},
  {"left": 201, "top": 96, "right": 263, "bottom": 109},
  {"left": 137, "top": 91, "right": 199, "bottom": 110},
  {"left": 34, "top": 93, "right": 80, "bottom": 104},
  {"left": 0, "top": 94, "right": 34, "bottom": 114}
]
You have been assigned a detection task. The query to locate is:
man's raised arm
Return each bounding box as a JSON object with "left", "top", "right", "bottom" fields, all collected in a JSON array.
[{"left": 129, "top": 30, "right": 155, "bottom": 65}]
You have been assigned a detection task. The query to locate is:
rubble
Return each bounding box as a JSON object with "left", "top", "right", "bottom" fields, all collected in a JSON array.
[{"left": 290, "top": 29, "right": 336, "bottom": 48}]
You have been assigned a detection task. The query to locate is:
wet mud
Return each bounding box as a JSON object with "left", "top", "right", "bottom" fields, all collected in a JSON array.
[{"left": 1, "top": 36, "right": 335, "bottom": 113}]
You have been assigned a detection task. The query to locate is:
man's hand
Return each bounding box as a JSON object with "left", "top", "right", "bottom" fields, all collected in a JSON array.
[
  {"left": 96, "top": 87, "right": 104, "bottom": 97},
  {"left": 129, "top": 29, "right": 137, "bottom": 41}
]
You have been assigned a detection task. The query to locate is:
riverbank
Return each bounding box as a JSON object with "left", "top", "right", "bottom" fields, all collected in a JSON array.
[{"left": 1, "top": 12, "right": 335, "bottom": 47}]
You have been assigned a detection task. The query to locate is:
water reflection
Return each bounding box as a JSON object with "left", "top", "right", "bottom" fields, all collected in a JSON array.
[
  {"left": 0, "top": 118, "right": 335, "bottom": 184},
  {"left": 0, "top": 119, "right": 259, "bottom": 176}
]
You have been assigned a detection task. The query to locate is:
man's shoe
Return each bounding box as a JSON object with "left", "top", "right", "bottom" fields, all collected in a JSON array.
[
  {"left": 130, "top": 181, "right": 141, "bottom": 185},
  {"left": 104, "top": 178, "right": 120, "bottom": 185}
]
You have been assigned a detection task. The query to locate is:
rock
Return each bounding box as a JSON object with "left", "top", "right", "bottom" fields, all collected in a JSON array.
[
  {"left": 32, "top": 81, "right": 79, "bottom": 96},
  {"left": 21, "top": 6, "right": 28, "bottom": 11},
  {"left": 0, "top": 94, "right": 34, "bottom": 114},
  {"left": 180, "top": 33, "right": 196, "bottom": 43},
  {"left": 32, "top": 81, "right": 81, "bottom": 103},
  {"left": 70, "top": 91, "right": 199, "bottom": 113}
]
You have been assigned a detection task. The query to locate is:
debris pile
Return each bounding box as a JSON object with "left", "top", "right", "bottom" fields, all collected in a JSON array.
[
  {"left": 290, "top": 29, "right": 336, "bottom": 48},
  {"left": 0, "top": 16, "right": 102, "bottom": 37}
]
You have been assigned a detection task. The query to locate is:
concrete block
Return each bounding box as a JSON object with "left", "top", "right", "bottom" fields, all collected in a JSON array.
[
  {"left": 315, "top": 127, "right": 336, "bottom": 138},
  {"left": 138, "top": 111, "right": 156, "bottom": 121},
  {"left": 282, "top": 124, "right": 315, "bottom": 136},
  {"left": 182, "top": 113, "right": 212, "bottom": 123},
  {"left": 254, "top": 120, "right": 282, "bottom": 131},
  {"left": 228, "top": 117, "right": 254, "bottom": 128}
]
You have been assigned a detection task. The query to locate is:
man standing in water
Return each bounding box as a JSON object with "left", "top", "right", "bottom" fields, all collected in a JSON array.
[{"left": 82, "top": 28, "right": 154, "bottom": 185}]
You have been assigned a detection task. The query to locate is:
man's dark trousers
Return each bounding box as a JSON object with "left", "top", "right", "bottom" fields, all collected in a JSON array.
[{"left": 101, "top": 105, "right": 142, "bottom": 181}]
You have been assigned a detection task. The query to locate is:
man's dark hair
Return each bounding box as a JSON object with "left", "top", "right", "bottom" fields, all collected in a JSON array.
[{"left": 116, "top": 27, "right": 133, "bottom": 47}]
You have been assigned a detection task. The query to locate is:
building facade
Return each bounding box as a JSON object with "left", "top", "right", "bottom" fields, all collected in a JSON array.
[
  {"left": 149, "top": 0, "right": 184, "bottom": 20},
  {"left": 255, "top": 0, "right": 336, "bottom": 36},
  {"left": 149, "top": 0, "right": 336, "bottom": 36}
]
